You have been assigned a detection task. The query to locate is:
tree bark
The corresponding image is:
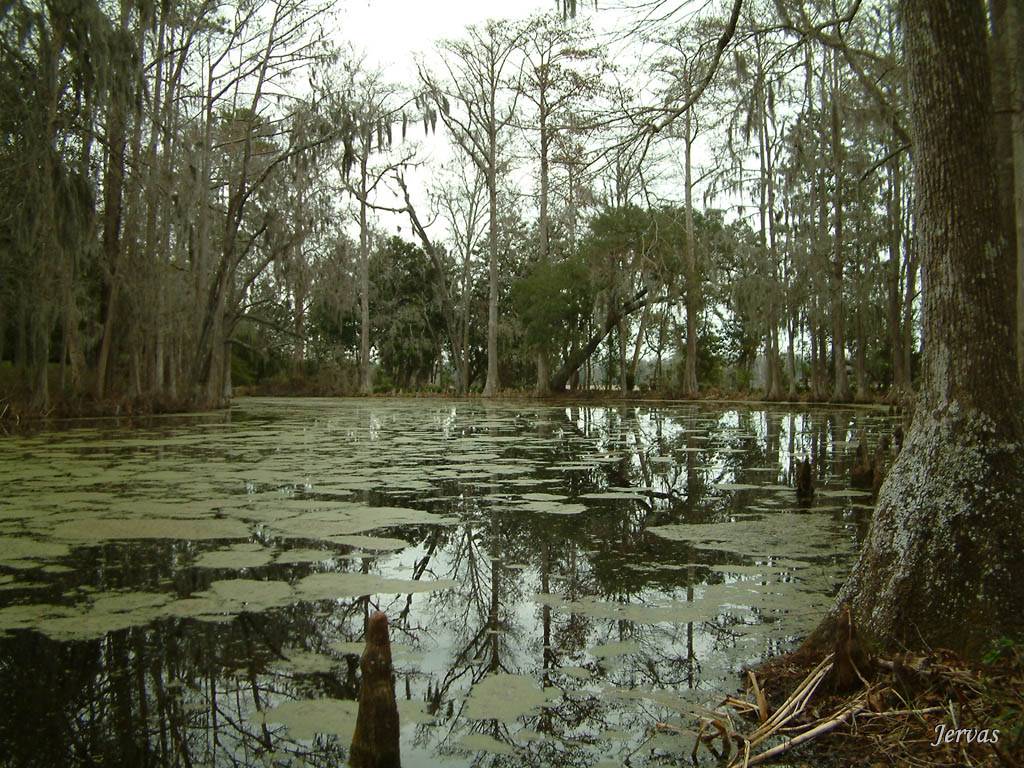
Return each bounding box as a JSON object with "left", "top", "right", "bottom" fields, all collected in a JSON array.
[
  {"left": 822, "top": 0, "right": 1024, "bottom": 657},
  {"left": 359, "top": 143, "right": 372, "bottom": 395},
  {"left": 989, "top": 0, "right": 1023, "bottom": 384},
  {"left": 829, "top": 53, "right": 851, "bottom": 402},
  {"left": 535, "top": 92, "right": 552, "bottom": 396},
  {"left": 482, "top": 154, "right": 500, "bottom": 396},
  {"left": 95, "top": 0, "right": 131, "bottom": 401},
  {"left": 886, "top": 154, "right": 907, "bottom": 395},
  {"left": 628, "top": 299, "right": 651, "bottom": 392},
  {"left": 683, "top": 109, "right": 699, "bottom": 395}
]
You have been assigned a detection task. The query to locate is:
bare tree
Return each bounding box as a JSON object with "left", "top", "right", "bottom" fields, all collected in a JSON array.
[
  {"left": 329, "top": 54, "right": 415, "bottom": 394},
  {"left": 515, "top": 13, "right": 604, "bottom": 394},
  {"left": 420, "top": 20, "right": 523, "bottom": 396},
  {"left": 432, "top": 162, "right": 488, "bottom": 394}
]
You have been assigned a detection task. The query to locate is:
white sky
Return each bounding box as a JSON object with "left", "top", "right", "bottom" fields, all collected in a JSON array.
[
  {"left": 340, "top": 0, "right": 555, "bottom": 77},
  {"left": 325, "top": 0, "right": 730, "bottom": 241}
]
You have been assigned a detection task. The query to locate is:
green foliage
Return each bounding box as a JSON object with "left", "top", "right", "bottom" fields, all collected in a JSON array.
[
  {"left": 983, "top": 636, "right": 1024, "bottom": 666},
  {"left": 581, "top": 204, "right": 685, "bottom": 286},
  {"left": 981, "top": 636, "right": 1024, "bottom": 751},
  {"left": 670, "top": 328, "right": 727, "bottom": 391},
  {"left": 370, "top": 236, "right": 445, "bottom": 389},
  {"left": 511, "top": 254, "right": 593, "bottom": 353},
  {"left": 229, "top": 348, "right": 256, "bottom": 387}
]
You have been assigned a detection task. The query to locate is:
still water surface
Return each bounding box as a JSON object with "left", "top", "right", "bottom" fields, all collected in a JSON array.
[{"left": 0, "top": 398, "right": 896, "bottom": 767}]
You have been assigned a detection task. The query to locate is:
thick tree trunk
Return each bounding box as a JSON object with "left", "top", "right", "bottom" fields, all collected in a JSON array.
[
  {"left": 902, "top": 238, "right": 917, "bottom": 384},
  {"left": 824, "top": 0, "right": 1024, "bottom": 657}
]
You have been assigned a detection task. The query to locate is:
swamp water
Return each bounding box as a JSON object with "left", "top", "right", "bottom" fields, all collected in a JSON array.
[{"left": 0, "top": 398, "right": 897, "bottom": 767}]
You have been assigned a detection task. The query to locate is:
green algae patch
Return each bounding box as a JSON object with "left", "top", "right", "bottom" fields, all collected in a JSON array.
[
  {"left": 3, "top": 590, "right": 174, "bottom": 641},
  {"left": 194, "top": 543, "right": 274, "bottom": 570},
  {"left": 457, "top": 733, "right": 515, "bottom": 754},
  {"left": 269, "top": 504, "right": 455, "bottom": 542},
  {"left": 273, "top": 649, "right": 340, "bottom": 675},
  {"left": 0, "top": 603, "right": 79, "bottom": 635},
  {"left": 557, "top": 666, "right": 594, "bottom": 680},
  {"left": 518, "top": 501, "right": 587, "bottom": 515},
  {"left": 533, "top": 593, "right": 711, "bottom": 624},
  {"left": 262, "top": 698, "right": 358, "bottom": 741},
  {"left": 327, "top": 534, "right": 408, "bottom": 551},
  {"left": 465, "top": 673, "right": 554, "bottom": 722},
  {"left": 0, "top": 538, "right": 70, "bottom": 564},
  {"left": 274, "top": 548, "right": 336, "bottom": 565},
  {"left": 294, "top": 572, "right": 456, "bottom": 601},
  {"left": 649, "top": 512, "right": 856, "bottom": 560},
  {"left": 199, "top": 579, "right": 295, "bottom": 612},
  {"left": 51, "top": 517, "right": 251, "bottom": 542},
  {"left": 397, "top": 698, "right": 433, "bottom": 724},
  {"left": 516, "top": 492, "right": 568, "bottom": 501}
]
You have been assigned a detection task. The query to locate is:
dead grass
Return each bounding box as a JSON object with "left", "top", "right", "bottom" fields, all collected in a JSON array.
[{"left": 678, "top": 640, "right": 1024, "bottom": 767}]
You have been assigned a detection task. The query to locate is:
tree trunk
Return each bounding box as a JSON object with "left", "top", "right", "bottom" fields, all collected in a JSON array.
[
  {"left": 809, "top": 309, "right": 821, "bottom": 400},
  {"left": 989, "top": 0, "right": 1024, "bottom": 384},
  {"left": 95, "top": 21, "right": 129, "bottom": 401},
  {"left": 683, "top": 110, "right": 699, "bottom": 395},
  {"left": 823, "top": 0, "right": 1024, "bottom": 657},
  {"left": 786, "top": 316, "right": 798, "bottom": 399},
  {"left": 854, "top": 309, "right": 869, "bottom": 401},
  {"left": 482, "top": 133, "right": 500, "bottom": 396},
  {"left": 460, "top": 248, "right": 471, "bottom": 396},
  {"left": 830, "top": 54, "right": 851, "bottom": 402},
  {"left": 535, "top": 105, "right": 552, "bottom": 396},
  {"left": 886, "top": 154, "right": 907, "bottom": 396},
  {"left": 618, "top": 318, "right": 627, "bottom": 395},
  {"left": 902, "top": 235, "right": 917, "bottom": 385},
  {"left": 358, "top": 153, "right": 372, "bottom": 395},
  {"left": 628, "top": 300, "right": 651, "bottom": 392}
]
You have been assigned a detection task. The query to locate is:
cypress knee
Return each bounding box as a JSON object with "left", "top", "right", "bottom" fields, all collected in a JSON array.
[
  {"left": 350, "top": 611, "right": 401, "bottom": 768},
  {"left": 795, "top": 458, "right": 814, "bottom": 502}
]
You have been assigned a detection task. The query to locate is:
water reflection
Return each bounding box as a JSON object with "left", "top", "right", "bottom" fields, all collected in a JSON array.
[{"left": 0, "top": 399, "right": 899, "bottom": 766}]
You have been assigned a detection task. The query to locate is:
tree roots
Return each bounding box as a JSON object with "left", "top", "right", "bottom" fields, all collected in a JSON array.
[{"left": 682, "top": 628, "right": 1024, "bottom": 767}]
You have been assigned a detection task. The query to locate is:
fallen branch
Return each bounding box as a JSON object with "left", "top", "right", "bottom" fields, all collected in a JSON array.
[{"left": 729, "top": 700, "right": 867, "bottom": 768}]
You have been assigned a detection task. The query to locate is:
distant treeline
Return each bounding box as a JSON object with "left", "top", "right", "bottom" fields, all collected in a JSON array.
[{"left": 1, "top": 0, "right": 929, "bottom": 413}]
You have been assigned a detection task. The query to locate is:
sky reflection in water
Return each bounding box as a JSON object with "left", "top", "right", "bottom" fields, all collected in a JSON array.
[{"left": 0, "top": 398, "right": 897, "bottom": 767}]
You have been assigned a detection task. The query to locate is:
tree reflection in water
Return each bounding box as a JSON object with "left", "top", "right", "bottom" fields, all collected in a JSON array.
[{"left": 0, "top": 401, "right": 897, "bottom": 766}]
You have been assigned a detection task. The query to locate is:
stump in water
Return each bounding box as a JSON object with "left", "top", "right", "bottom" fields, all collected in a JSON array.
[
  {"left": 350, "top": 611, "right": 401, "bottom": 768},
  {"left": 850, "top": 432, "right": 874, "bottom": 489},
  {"left": 871, "top": 439, "right": 889, "bottom": 496},
  {"left": 795, "top": 458, "right": 814, "bottom": 502}
]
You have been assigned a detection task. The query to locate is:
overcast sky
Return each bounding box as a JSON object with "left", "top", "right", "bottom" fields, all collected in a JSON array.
[
  {"left": 341, "top": 0, "right": 555, "bottom": 76},
  {"left": 323, "top": 0, "right": 728, "bottom": 241}
]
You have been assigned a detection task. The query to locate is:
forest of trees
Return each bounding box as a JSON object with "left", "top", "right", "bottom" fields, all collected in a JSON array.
[{"left": 0, "top": 0, "right": 1021, "bottom": 412}]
